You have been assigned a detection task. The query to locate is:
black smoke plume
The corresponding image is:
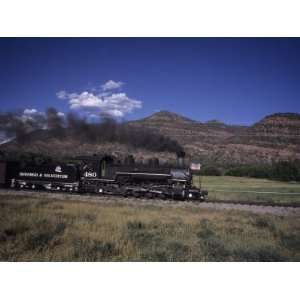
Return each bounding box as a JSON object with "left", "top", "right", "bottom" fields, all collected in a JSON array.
[
  {"left": 65, "top": 112, "right": 183, "bottom": 153},
  {"left": 0, "top": 108, "right": 183, "bottom": 153}
]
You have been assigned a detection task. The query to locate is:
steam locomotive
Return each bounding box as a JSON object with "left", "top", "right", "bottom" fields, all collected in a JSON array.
[{"left": 0, "top": 155, "right": 207, "bottom": 201}]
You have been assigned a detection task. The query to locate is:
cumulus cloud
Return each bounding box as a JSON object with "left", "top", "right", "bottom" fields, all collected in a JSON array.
[
  {"left": 69, "top": 91, "right": 141, "bottom": 118},
  {"left": 21, "top": 108, "right": 44, "bottom": 122},
  {"left": 101, "top": 80, "right": 124, "bottom": 91},
  {"left": 57, "top": 112, "right": 65, "bottom": 117},
  {"left": 56, "top": 90, "right": 68, "bottom": 99},
  {"left": 22, "top": 108, "right": 64, "bottom": 125},
  {"left": 24, "top": 108, "right": 38, "bottom": 115},
  {"left": 57, "top": 80, "right": 142, "bottom": 118}
]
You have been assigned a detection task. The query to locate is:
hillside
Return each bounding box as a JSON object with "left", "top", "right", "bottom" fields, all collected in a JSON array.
[
  {"left": 1, "top": 111, "right": 300, "bottom": 166},
  {"left": 128, "top": 111, "right": 300, "bottom": 165}
]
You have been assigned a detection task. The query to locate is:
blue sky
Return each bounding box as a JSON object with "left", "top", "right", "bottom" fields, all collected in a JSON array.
[{"left": 0, "top": 38, "right": 299, "bottom": 125}]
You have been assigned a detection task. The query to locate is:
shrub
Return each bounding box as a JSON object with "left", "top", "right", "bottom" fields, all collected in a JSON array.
[
  {"left": 225, "top": 165, "right": 270, "bottom": 178},
  {"left": 196, "top": 220, "right": 230, "bottom": 261},
  {"left": 2, "top": 222, "right": 29, "bottom": 240},
  {"left": 270, "top": 161, "right": 300, "bottom": 182},
  {"left": 199, "top": 236, "right": 230, "bottom": 261},
  {"left": 232, "top": 246, "right": 286, "bottom": 262},
  {"left": 73, "top": 238, "right": 119, "bottom": 261},
  {"left": 126, "top": 220, "right": 156, "bottom": 249},
  {"left": 166, "top": 241, "right": 190, "bottom": 260},
  {"left": 279, "top": 232, "right": 300, "bottom": 251},
  {"left": 141, "top": 249, "right": 168, "bottom": 261},
  {"left": 201, "top": 166, "right": 222, "bottom": 176},
  {"left": 127, "top": 220, "right": 146, "bottom": 230},
  {"left": 196, "top": 219, "right": 215, "bottom": 239},
  {"left": 25, "top": 221, "right": 66, "bottom": 251},
  {"left": 82, "top": 213, "right": 97, "bottom": 222},
  {"left": 225, "top": 160, "right": 300, "bottom": 182},
  {"left": 252, "top": 216, "right": 271, "bottom": 229},
  {"left": 0, "top": 233, "right": 7, "bottom": 243}
]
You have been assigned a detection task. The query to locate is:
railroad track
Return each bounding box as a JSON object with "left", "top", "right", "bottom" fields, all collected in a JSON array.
[{"left": 0, "top": 188, "right": 299, "bottom": 217}]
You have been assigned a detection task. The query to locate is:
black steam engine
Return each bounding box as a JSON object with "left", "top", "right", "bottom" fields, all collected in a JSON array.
[{"left": 0, "top": 154, "right": 207, "bottom": 201}]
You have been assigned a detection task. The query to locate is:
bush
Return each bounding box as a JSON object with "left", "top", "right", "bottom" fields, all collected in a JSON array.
[
  {"left": 127, "top": 220, "right": 146, "bottom": 230},
  {"left": 201, "top": 166, "right": 222, "bottom": 176},
  {"left": 225, "top": 160, "right": 300, "bottom": 182},
  {"left": 196, "top": 220, "right": 230, "bottom": 261},
  {"left": 279, "top": 232, "right": 300, "bottom": 251},
  {"left": 199, "top": 236, "right": 230, "bottom": 261},
  {"left": 126, "top": 221, "right": 155, "bottom": 248},
  {"left": 270, "top": 161, "right": 300, "bottom": 182},
  {"left": 25, "top": 221, "right": 66, "bottom": 251},
  {"left": 225, "top": 165, "right": 270, "bottom": 178},
  {"left": 196, "top": 219, "right": 215, "bottom": 239},
  {"left": 73, "top": 238, "right": 119, "bottom": 261},
  {"left": 232, "top": 246, "right": 286, "bottom": 262},
  {"left": 252, "top": 216, "right": 272, "bottom": 229},
  {"left": 166, "top": 242, "right": 190, "bottom": 260}
]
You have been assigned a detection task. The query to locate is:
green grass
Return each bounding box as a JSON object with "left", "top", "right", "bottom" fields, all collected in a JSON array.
[
  {"left": 194, "top": 176, "right": 300, "bottom": 204},
  {"left": 0, "top": 194, "right": 299, "bottom": 261}
]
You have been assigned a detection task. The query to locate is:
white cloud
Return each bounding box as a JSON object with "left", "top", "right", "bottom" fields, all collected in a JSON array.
[
  {"left": 101, "top": 80, "right": 124, "bottom": 91},
  {"left": 22, "top": 108, "right": 44, "bottom": 122},
  {"left": 22, "top": 108, "right": 64, "bottom": 122},
  {"left": 56, "top": 90, "right": 68, "bottom": 99},
  {"left": 68, "top": 91, "right": 141, "bottom": 118},
  {"left": 24, "top": 108, "right": 38, "bottom": 115},
  {"left": 57, "top": 112, "right": 65, "bottom": 117},
  {"left": 57, "top": 80, "right": 142, "bottom": 118},
  {"left": 19, "top": 108, "right": 47, "bottom": 130}
]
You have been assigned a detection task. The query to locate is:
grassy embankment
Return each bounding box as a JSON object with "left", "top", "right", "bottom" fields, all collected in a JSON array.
[
  {"left": 0, "top": 193, "right": 299, "bottom": 261},
  {"left": 195, "top": 176, "right": 300, "bottom": 205}
]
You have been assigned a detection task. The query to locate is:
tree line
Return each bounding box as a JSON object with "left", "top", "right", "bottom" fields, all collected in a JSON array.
[{"left": 201, "top": 160, "right": 300, "bottom": 182}]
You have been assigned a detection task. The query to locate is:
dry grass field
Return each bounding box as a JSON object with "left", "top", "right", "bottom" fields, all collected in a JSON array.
[
  {"left": 0, "top": 193, "right": 299, "bottom": 261},
  {"left": 196, "top": 176, "right": 300, "bottom": 205}
]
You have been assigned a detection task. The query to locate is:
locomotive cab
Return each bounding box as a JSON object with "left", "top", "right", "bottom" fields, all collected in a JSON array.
[
  {"left": 100, "top": 156, "right": 114, "bottom": 178},
  {"left": 80, "top": 155, "right": 114, "bottom": 179}
]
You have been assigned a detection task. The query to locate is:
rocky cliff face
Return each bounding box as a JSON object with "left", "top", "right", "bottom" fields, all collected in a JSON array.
[{"left": 128, "top": 111, "right": 300, "bottom": 165}]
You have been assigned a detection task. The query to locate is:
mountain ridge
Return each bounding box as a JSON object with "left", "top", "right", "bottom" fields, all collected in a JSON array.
[{"left": 128, "top": 111, "right": 300, "bottom": 165}]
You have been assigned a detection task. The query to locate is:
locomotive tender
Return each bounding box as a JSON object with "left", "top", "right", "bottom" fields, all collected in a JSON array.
[{"left": 0, "top": 154, "right": 207, "bottom": 201}]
